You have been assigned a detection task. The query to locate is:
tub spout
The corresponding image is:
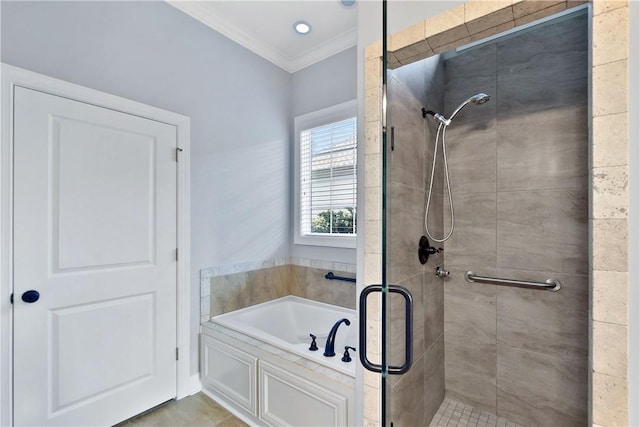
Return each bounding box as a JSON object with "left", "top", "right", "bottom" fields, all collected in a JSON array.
[{"left": 323, "top": 318, "right": 351, "bottom": 357}]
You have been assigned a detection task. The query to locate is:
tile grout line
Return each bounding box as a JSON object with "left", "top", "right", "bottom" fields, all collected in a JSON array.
[
  {"left": 593, "top": 370, "right": 628, "bottom": 381},
  {"left": 592, "top": 318, "right": 629, "bottom": 327}
]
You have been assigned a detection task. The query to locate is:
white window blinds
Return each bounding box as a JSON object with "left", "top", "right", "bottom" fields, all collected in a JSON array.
[{"left": 300, "top": 116, "right": 357, "bottom": 237}]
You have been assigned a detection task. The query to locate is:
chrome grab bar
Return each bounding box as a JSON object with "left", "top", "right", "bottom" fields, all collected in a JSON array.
[{"left": 464, "top": 271, "right": 561, "bottom": 292}]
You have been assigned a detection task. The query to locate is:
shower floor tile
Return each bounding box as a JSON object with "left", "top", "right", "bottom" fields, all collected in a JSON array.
[{"left": 429, "top": 397, "right": 524, "bottom": 427}]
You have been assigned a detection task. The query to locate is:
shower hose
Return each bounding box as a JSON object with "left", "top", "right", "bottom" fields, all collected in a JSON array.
[{"left": 424, "top": 121, "right": 455, "bottom": 243}]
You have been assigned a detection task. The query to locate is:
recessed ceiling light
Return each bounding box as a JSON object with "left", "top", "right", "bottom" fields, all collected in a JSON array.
[
  {"left": 340, "top": 0, "right": 356, "bottom": 7},
  {"left": 294, "top": 21, "right": 311, "bottom": 35}
]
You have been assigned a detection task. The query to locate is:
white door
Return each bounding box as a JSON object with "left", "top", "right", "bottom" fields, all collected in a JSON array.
[{"left": 12, "top": 86, "right": 178, "bottom": 426}]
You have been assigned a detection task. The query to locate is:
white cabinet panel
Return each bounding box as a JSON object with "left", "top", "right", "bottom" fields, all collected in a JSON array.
[
  {"left": 202, "top": 335, "right": 257, "bottom": 416},
  {"left": 259, "top": 361, "right": 348, "bottom": 427}
]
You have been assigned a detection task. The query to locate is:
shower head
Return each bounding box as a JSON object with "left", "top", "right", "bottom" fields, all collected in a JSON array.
[
  {"left": 448, "top": 93, "right": 491, "bottom": 122},
  {"left": 422, "top": 93, "right": 490, "bottom": 126},
  {"left": 470, "top": 93, "right": 490, "bottom": 105}
]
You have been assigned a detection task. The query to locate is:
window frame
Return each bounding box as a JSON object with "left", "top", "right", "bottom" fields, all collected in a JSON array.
[{"left": 293, "top": 99, "right": 358, "bottom": 249}]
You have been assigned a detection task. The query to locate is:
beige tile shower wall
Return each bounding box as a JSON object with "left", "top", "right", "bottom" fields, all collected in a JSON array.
[
  {"left": 363, "top": 40, "right": 383, "bottom": 427},
  {"left": 204, "top": 264, "right": 356, "bottom": 318},
  {"left": 200, "top": 257, "right": 288, "bottom": 322},
  {"left": 591, "top": 1, "right": 630, "bottom": 426},
  {"left": 208, "top": 265, "right": 301, "bottom": 316},
  {"left": 290, "top": 265, "right": 356, "bottom": 309}
]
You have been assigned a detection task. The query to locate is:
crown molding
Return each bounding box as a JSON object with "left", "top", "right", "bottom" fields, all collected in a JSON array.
[
  {"left": 289, "top": 27, "right": 357, "bottom": 73},
  {"left": 167, "top": 1, "right": 356, "bottom": 73}
]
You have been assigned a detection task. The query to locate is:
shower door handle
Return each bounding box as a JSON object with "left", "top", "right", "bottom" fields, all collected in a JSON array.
[
  {"left": 359, "top": 284, "right": 383, "bottom": 373},
  {"left": 387, "top": 285, "right": 413, "bottom": 374},
  {"left": 359, "top": 284, "right": 413, "bottom": 375}
]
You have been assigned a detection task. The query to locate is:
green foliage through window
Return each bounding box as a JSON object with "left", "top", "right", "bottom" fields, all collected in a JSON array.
[{"left": 311, "top": 207, "right": 356, "bottom": 234}]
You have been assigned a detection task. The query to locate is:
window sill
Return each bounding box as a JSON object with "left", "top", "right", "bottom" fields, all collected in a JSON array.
[{"left": 294, "top": 234, "right": 356, "bottom": 249}]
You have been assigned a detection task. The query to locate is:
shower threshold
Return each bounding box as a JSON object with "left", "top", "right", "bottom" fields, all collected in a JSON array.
[{"left": 429, "top": 398, "right": 524, "bottom": 427}]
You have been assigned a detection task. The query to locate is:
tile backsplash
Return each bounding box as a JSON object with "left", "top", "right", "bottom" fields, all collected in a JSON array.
[{"left": 200, "top": 257, "right": 356, "bottom": 323}]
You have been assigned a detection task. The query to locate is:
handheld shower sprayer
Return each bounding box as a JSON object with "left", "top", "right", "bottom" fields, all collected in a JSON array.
[
  {"left": 449, "top": 93, "right": 490, "bottom": 122},
  {"left": 421, "top": 93, "right": 491, "bottom": 245},
  {"left": 422, "top": 93, "right": 490, "bottom": 127}
]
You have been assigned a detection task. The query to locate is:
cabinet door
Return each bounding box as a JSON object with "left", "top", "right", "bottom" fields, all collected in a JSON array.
[
  {"left": 259, "top": 361, "right": 348, "bottom": 427},
  {"left": 201, "top": 335, "right": 257, "bottom": 416}
]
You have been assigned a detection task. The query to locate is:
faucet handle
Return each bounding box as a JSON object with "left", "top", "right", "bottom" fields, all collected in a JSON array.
[
  {"left": 309, "top": 334, "right": 318, "bottom": 351},
  {"left": 341, "top": 346, "right": 356, "bottom": 362}
]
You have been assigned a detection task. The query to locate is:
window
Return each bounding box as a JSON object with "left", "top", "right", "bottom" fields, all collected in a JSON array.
[{"left": 294, "top": 100, "right": 357, "bottom": 248}]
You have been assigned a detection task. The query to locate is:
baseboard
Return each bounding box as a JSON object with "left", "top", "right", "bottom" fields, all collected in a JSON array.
[{"left": 182, "top": 374, "right": 202, "bottom": 398}]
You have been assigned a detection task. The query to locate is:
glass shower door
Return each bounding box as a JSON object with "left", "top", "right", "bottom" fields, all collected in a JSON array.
[
  {"left": 380, "top": 1, "right": 415, "bottom": 423},
  {"left": 359, "top": 2, "right": 416, "bottom": 425},
  {"left": 367, "top": 1, "right": 591, "bottom": 426}
]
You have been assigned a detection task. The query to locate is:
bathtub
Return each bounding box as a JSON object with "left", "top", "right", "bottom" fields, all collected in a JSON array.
[
  {"left": 201, "top": 296, "right": 357, "bottom": 426},
  {"left": 210, "top": 295, "right": 358, "bottom": 376}
]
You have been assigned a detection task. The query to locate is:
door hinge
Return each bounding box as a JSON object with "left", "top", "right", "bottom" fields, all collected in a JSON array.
[
  {"left": 10, "top": 293, "right": 13, "bottom": 304},
  {"left": 176, "top": 248, "right": 179, "bottom": 261},
  {"left": 176, "top": 347, "right": 179, "bottom": 361},
  {"left": 176, "top": 147, "right": 183, "bottom": 162}
]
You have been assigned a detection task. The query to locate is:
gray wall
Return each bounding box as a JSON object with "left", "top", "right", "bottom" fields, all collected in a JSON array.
[
  {"left": 442, "top": 13, "right": 588, "bottom": 426},
  {"left": 292, "top": 46, "right": 357, "bottom": 118},
  {"left": 1, "top": 0, "right": 292, "bottom": 375},
  {"left": 290, "top": 46, "right": 357, "bottom": 265},
  {"left": 380, "top": 10, "right": 589, "bottom": 426}
]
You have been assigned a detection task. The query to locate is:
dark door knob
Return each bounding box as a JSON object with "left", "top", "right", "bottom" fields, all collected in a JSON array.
[{"left": 21, "top": 290, "right": 40, "bottom": 303}]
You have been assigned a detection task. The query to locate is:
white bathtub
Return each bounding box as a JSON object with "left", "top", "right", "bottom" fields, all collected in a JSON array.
[
  {"left": 202, "top": 296, "right": 357, "bottom": 425},
  {"left": 210, "top": 295, "right": 358, "bottom": 376}
]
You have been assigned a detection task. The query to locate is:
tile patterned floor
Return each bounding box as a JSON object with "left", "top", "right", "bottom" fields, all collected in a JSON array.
[
  {"left": 118, "top": 391, "right": 525, "bottom": 427},
  {"left": 429, "top": 398, "right": 524, "bottom": 427},
  {"left": 116, "top": 392, "right": 247, "bottom": 427}
]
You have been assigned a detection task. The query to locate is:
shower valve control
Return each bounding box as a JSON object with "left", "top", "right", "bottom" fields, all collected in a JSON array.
[
  {"left": 419, "top": 236, "right": 444, "bottom": 265},
  {"left": 435, "top": 266, "right": 450, "bottom": 278}
]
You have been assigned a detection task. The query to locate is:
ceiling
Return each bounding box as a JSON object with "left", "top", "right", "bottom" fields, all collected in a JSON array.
[{"left": 167, "top": 1, "right": 358, "bottom": 73}]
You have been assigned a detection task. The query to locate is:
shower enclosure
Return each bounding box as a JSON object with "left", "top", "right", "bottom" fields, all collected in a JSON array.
[{"left": 361, "top": 3, "right": 589, "bottom": 426}]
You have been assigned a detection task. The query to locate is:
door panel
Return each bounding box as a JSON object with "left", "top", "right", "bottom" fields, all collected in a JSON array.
[
  {"left": 53, "top": 115, "right": 156, "bottom": 271},
  {"left": 51, "top": 293, "right": 155, "bottom": 411},
  {"left": 13, "top": 86, "right": 177, "bottom": 426}
]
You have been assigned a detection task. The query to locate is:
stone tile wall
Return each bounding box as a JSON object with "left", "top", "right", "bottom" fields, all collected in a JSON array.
[
  {"left": 442, "top": 13, "right": 589, "bottom": 426},
  {"left": 590, "top": 1, "right": 630, "bottom": 426},
  {"left": 200, "top": 259, "right": 356, "bottom": 320},
  {"left": 362, "top": 41, "right": 383, "bottom": 427},
  {"left": 387, "top": 55, "right": 446, "bottom": 426}
]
